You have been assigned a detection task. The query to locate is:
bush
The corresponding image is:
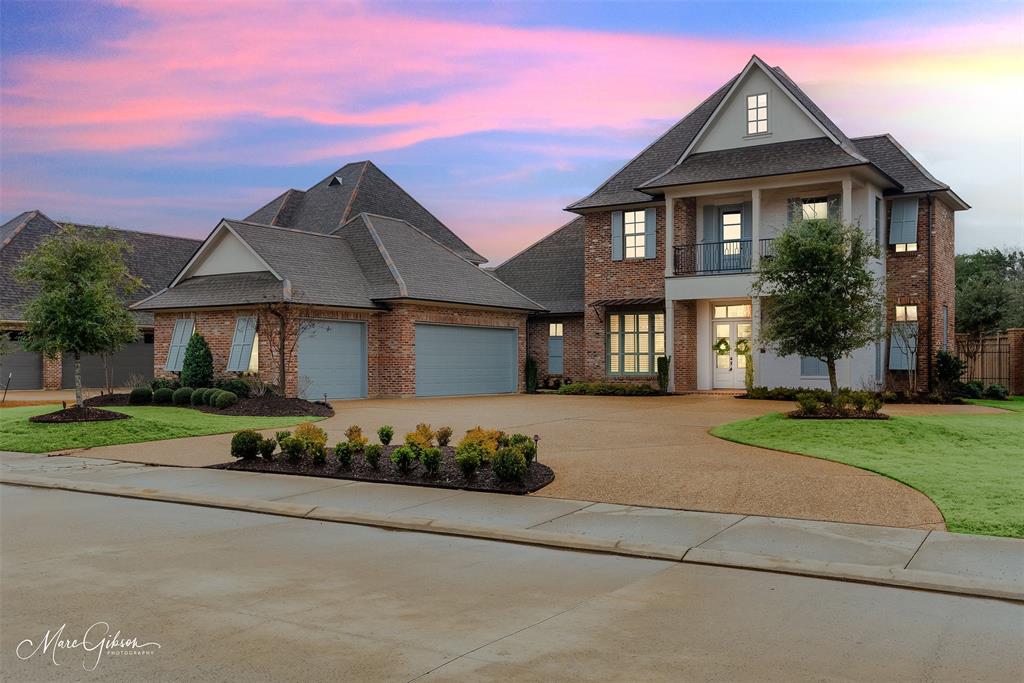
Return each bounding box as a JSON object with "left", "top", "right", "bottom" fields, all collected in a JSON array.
[
  {"left": 216, "top": 378, "right": 251, "bottom": 398},
  {"left": 335, "top": 442, "right": 353, "bottom": 468},
  {"left": 506, "top": 433, "right": 536, "bottom": 463},
  {"left": 364, "top": 443, "right": 382, "bottom": 469},
  {"left": 294, "top": 422, "right": 328, "bottom": 449},
  {"left": 525, "top": 356, "right": 538, "bottom": 393},
  {"left": 150, "top": 377, "right": 179, "bottom": 392},
  {"left": 459, "top": 427, "right": 503, "bottom": 462},
  {"left": 435, "top": 425, "right": 453, "bottom": 448},
  {"left": 405, "top": 423, "right": 435, "bottom": 454},
  {"left": 795, "top": 392, "right": 821, "bottom": 414},
  {"left": 180, "top": 333, "right": 214, "bottom": 388},
  {"left": 983, "top": 383, "right": 1010, "bottom": 400},
  {"left": 275, "top": 430, "right": 291, "bottom": 444},
  {"left": 557, "top": 382, "right": 660, "bottom": 396},
  {"left": 128, "top": 387, "right": 152, "bottom": 405},
  {"left": 203, "top": 388, "right": 220, "bottom": 406},
  {"left": 390, "top": 445, "right": 416, "bottom": 474},
  {"left": 830, "top": 390, "right": 853, "bottom": 412},
  {"left": 377, "top": 425, "right": 394, "bottom": 445},
  {"left": 656, "top": 356, "right": 670, "bottom": 393},
  {"left": 956, "top": 381, "right": 984, "bottom": 399},
  {"left": 153, "top": 387, "right": 174, "bottom": 405},
  {"left": 310, "top": 442, "right": 327, "bottom": 465},
  {"left": 213, "top": 390, "right": 238, "bottom": 409},
  {"left": 279, "top": 436, "right": 304, "bottom": 461},
  {"left": 863, "top": 395, "right": 883, "bottom": 413},
  {"left": 344, "top": 425, "right": 368, "bottom": 451},
  {"left": 455, "top": 441, "right": 485, "bottom": 478},
  {"left": 420, "top": 447, "right": 442, "bottom": 476},
  {"left": 190, "top": 388, "right": 207, "bottom": 406},
  {"left": 230, "top": 429, "right": 262, "bottom": 459},
  {"left": 258, "top": 437, "right": 276, "bottom": 459},
  {"left": 492, "top": 446, "right": 528, "bottom": 482},
  {"left": 172, "top": 387, "right": 194, "bottom": 406},
  {"left": 935, "top": 351, "right": 966, "bottom": 400}
]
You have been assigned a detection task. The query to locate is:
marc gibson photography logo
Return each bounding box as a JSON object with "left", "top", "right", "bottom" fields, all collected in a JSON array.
[{"left": 16, "top": 622, "right": 161, "bottom": 671}]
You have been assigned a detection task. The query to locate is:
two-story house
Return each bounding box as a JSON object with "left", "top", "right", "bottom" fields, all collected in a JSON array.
[{"left": 497, "top": 55, "right": 967, "bottom": 393}]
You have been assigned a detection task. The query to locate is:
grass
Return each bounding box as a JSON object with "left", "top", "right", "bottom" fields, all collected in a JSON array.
[
  {"left": 967, "top": 396, "right": 1024, "bottom": 412},
  {"left": 712, "top": 405, "right": 1024, "bottom": 538},
  {"left": 0, "top": 404, "right": 322, "bottom": 454}
]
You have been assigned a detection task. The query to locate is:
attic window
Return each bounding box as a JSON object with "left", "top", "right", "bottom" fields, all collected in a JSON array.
[
  {"left": 746, "top": 93, "right": 768, "bottom": 135},
  {"left": 328, "top": 176, "right": 344, "bottom": 186}
]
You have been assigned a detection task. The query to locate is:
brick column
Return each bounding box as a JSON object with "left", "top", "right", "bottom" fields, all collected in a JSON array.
[
  {"left": 672, "top": 300, "right": 697, "bottom": 392},
  {"left": 42, "top": 354, "right": 62, "bottom": 389},
  {"left": 1008, "top": 328, "right": 1024, "bottom": 395}
]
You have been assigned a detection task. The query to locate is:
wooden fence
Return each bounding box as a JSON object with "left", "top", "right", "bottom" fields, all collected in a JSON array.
[{"left": 955, "top": 333, "right": 1010, "bottom": 386}]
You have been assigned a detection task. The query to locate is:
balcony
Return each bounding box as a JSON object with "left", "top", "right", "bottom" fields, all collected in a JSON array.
[{"left": 673, "top": 238, "right": 775, "bottom": 276}]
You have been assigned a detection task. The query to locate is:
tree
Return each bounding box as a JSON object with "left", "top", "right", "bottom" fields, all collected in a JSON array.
[
  {"left": 180, "top": 333, "right": 214, "bottom": 388},
  {"left": 14, "top": 225, "right": 141, "bottom": 406},
  {"left": 956, "top": 248, "right": 1024, "bottom": 332},
  {"left": 752, "top": 218, "right": 885, "bottom": 396}
]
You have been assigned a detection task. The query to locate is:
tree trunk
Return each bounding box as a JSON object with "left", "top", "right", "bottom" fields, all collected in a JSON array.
[
  {"left": 74, "top": 351, "right": 83, "bottom": 407},
  {"left": 827, "top": 358, "right": 839, "bottom": 397}
]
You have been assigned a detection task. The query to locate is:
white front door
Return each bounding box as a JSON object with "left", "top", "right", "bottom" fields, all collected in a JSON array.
[{"left": 712, "top": 320, "right": 752, "bottom": 389}]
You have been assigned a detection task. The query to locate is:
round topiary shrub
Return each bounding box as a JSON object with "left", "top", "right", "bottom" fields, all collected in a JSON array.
[
  {"left": 390, "top": 445, "right": 416, "bottom": 474},
  {"left": 420, "top": 447, "right": 442, "bottom": 476},
  {"left": 128, "top": 387, "right": 152, "bottom": 405},
  {"left": 492, "top": 446, "right": 527, "bottom": 482},
  {"left": 364, "top": 443, "right": 382, "bottom": 469},
  {"left": 172, "top": 387, "right": 194, "bottom": 406},
  {"left": 231, "top": 429, "right": 262, "bottom": 459},
  {"left": 190, "top": 388, "right": 207, "bottom": 406},
  {"left": 153, "top": 387, "right": 174, "bottom": 405},
  {"left": 204, "top": 389, "right": 220, "bottom": 406},
  {"left": 213, "top": 390, "right": 237, "bottom": 409}
]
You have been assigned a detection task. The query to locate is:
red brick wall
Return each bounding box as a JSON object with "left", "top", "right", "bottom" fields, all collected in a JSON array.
[
  {"left": 672, "top": 301, "right": 698, "bottom": 391},
  {"left": 583, "top": 206, "right": 666, "bottom": 383},
  {"left": 526, "top": 315, "right": 584, "bottom": 384},
  {"left": 1008, "top": 328, "right": 1024, "bottom": 395},
  {"left": 42, "top": 354, "right": 61, "bottom": 390}
]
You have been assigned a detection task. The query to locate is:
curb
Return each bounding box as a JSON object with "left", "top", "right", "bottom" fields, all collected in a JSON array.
[{"left": 2, "top": 473, "right": 1019, "bottom": 603}]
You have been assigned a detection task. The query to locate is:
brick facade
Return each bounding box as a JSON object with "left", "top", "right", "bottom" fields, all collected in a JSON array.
[
  {"left": 42, "top": 353, "right": 61, "bottom": 390},
  {"left": 583, "top": 207, "right": 666, "bottom": 385},
  {"left": 1007, "top": 328, "right": 1024, "bottom": 396},
  {"left": 526, "top": 315, "right": 585, "bottom": 384},
  {"left": 884, "top": 195, "right": 956, "bottom": 393},
  {"left": 672, "top": 300, "right": 698, "bottom": 391},
  {"left": 154, "top": 303, "right": 528, "bottom": 398}
]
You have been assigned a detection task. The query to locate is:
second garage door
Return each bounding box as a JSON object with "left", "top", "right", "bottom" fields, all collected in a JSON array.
[
  {"left": 415, "top": 324, "right": 517, "bottom": 397},
  {"left": 297, "top": 320, "right": 367, "bottom": 400}
]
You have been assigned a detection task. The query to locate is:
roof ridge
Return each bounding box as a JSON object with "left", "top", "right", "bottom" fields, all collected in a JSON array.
[
  {"left": 225, "top": 218, "right": 351, "bottom": 240},
  {"left": 339, "top": 160, "right": 370, "bottom": 226},
  {"left": 494, "top": 216, "right": 583, "bottom": 271},
  {"left": 62, "top": 222, "right": 203, "bottom": 243},
  {"left": 270, "top": 188, "right": 302, "bottom": 226},
  {"left": 1, "top": 210, "right": 44, "bottom": 249},
  {"left": 358, "top": 213, "right": 408, "bottom": 297}
]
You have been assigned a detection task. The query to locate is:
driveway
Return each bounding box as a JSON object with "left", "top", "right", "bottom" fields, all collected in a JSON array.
[{"left": 72, "top": 394, "right": 947, "bottom": 530}]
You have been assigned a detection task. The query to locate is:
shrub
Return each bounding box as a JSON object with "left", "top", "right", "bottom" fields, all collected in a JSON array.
[
  {"left": 420, "top": 447, "right": 442, "bottom": 476},
  {"left": 275, "top": 430, "right": 291, "bottom": 444},
  {"left": 506, "top": 433, "right": 536, "bottom": 464},
  {"left": 656, "top": 355, "right": 670, "bottom": 393},
  {"left": 243, "top": 375, "right": 276, "bottom": 398},
  {"left": 795, "top": 392, "right": 820, "bottom": 415},
  {"left": 556, "top": 382, "right": 660, "bottom": 396},
  {"left": 390, "top": 445, "right": 416, "bottom": 474},
  {"left": 180, "top": 333, "right": 214, "bottom": 388},
  {"left": 258, "top": 437, "right": 276, "bottom": 459},
  {"left": 863, "top": 395, "right": 883, "bottom": 413},
  {"left": 377, "top": 425, "right": 394, "bottom": 445},
  {"left": 344, "top": 425, "right": 368, "bottom": 451},
  {"left": 213, "top": 390, "right": 238, "bottom": 409},
  {"left": 983, "top": 383, "right": 1010, "bottom": 400},
  {"left": 364, "top": 443, "right": 382, "bottom": 469},
  {"left": 435, "top": 425, "right": 454, "bottom": 448},
  {"left": 935, "top": 351, "right": 966, "bottom": 400},
  {"left": 294, "top": 422, "right": 328, "bottom": 449},
  {"left": 279, "top": 436, "right": 304, "bottom": 461},
  {"left": 492, "top": 446, "right": 528, "bottom": 482},
  {"left": 310, "top": 441, "right": 327, "bottom": 465},
  {"left": 849, "top": 391, "right": 869, "bottom": 412},
  {"left": 459, "top": 427, "right": 503, "bottom": 461},
  {"left": 203, "top": 388, "right": 220, "bottom": 406},
  {"left": 128, "top": 387, "right": 152, "bottom": 405},
  {"left": 830, "top": 390, "right": 853, "bottom": 412},
  {"left": 455, "top": 441, "right": 485, "bottom": 478},
  {"left": 172, "top": 387, "right": 194, "bottom": 406},
  {"left": 150, "top": 377, "right": 178, "bottom": 392},
  {"left": 405, "top": 423, "right": 435, "bottom": 453},
  {"left": 190, "top": 388, "right": 207, "bottom": 406},
  {"left": 525, "top": 356, "right": 538, "bottom": 393},
  {"left": 153, "top": 387, "right": 174, "bottom": 405},
  {"left": 956, "top": 381, "right": 984, "bottom": 399},
  {"left": 216, "top": 378, "right": 251, "bottom": 398},
  {"left": 335, "top": 442, "right": 353, "bottom": 468},
  {"left": 230, "top": 429, "right": 262, "bottom": 459}
]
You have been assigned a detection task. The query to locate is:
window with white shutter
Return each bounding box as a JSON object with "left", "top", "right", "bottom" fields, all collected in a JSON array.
[{"left": 164, "top": 319, "right": 194, "bottom": 372}]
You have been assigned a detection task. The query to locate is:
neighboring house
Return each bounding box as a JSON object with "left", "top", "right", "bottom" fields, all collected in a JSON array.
[
  {"left": 496, "top": 55, "right": 966, "bottom": 393},
  {"left": 133, "top": 165, "right": 542, "bottom": 399},
  {"left": 0, "top": 210, "right": 201, "bottom": 390}
]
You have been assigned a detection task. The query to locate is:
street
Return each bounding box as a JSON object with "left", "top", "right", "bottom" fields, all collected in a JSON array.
[{"left": 2, "top": 484, "right": 1021, "bottom": 681}]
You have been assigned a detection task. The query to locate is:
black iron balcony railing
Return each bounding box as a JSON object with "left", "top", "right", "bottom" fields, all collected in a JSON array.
[{"left": 673, "top": 238, "right": 775, "bottom": 276}]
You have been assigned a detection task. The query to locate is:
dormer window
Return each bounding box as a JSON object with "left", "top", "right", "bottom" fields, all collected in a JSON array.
[{"left": 746, "top": 93, "right": 768, "bottom": 135}]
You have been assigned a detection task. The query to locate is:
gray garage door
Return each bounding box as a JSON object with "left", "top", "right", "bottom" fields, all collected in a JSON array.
[
  {"left": 62, "top": 341, "right": 154, "bottom": 389},
  {"left": 415, "top": 324, "right": 517, "bottom": 397},
  {"left": 297, "top": 320, "right": 367, "bottom": 400},
  {"left": 1, "top": 350, "right": 42, "bottom": 390}
]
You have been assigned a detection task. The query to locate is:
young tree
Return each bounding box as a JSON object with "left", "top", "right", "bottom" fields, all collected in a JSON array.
[
  {"left": 753, "top": 218, "right": 885, "bottom": 396},
  {"left": 14, "top": 225, "right": 141, "bottom": 406}
]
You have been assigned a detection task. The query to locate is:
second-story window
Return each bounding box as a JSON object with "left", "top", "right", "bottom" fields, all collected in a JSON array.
[
  {"left": 801, "top": 197, "right": 829, "bottom": 220},
  {"left": 747, "top": 93, "right": 768, "bottom": 135},
  {"left": 895, "top": 305, "right": 918, "bottom": 322},
  {"left": 624, "top": 210, "right": 645, "bottom": 259}
]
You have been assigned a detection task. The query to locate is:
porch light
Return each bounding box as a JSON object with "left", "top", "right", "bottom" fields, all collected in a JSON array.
[{"left": 533, "top": 435, "right": 541, "bottom": 463}]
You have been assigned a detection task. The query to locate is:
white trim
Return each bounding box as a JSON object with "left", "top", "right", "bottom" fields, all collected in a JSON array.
[{"left": 169, "top": 221, "right": 283, "bottom": 287}]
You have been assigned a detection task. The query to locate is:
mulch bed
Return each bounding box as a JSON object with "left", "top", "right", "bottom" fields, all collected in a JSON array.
[
  {"left": 83, "top": 393, "right": 333, "bottom": 418},
  {"left": 211, "top": 445, "right": 554, "bottom": 495},
  {"left": 787, "top": 408, "right": 890, "bottom": 420},
  {"left": 29, "top": 406, "right": 131, "bottom": 423},
  {"left": 83, "top": 393, "right": 130, "bottom": 406}
]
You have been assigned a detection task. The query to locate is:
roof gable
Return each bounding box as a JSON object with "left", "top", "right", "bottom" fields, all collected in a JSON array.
[{"left": 186, "top": 226, "right": 274, "bottom": 279}]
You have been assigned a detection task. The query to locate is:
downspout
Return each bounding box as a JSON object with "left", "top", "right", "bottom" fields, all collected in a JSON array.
[
  {"left": 267, "top": 305, "right": 287, "bottom": 392},
  {"left": 926, "top": 193, "right": 934, "bottom": 392}
]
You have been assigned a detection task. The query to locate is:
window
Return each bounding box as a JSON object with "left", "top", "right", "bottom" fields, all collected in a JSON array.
[
  {"left": 713, "top": 304, "right": 752, "bottom": 319},
  {"left": 548, "top": 322, "right": 563, "bottom": 337},
  {"left": 800, "top": 356, "right": 828, "bottom": 377},
  {"left": 164, "top": 318, "right": 194, "bottom": 372},
  {"left": 227, "top": 316, "right": 258, "bottom": 373},
  {"left": 801, "top": 197, "right": 829, "bottom": 221},
  {"left": 889, "top": 197, "right": 919, "bottom": 252},
  {"left": 624, "top": 210, "right": 645, "bottom": 259},
  {"left": 895, "top": 242, "right": 918, "bottom": 253},
  {"left": 549, "top": 322, "right": 564, "bottom": 374},
  {"left": 608, "top": 312, "right": 665, "bottom": 375},
  {"left": 895, "top": 305, "right": 918, "bottom": 322},
  {"left": 746, "top": 93, "right": 768, "bottom": 134}
]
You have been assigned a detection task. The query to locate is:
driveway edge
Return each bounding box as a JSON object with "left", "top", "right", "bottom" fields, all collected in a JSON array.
[{"left": 2, "top": 472, "right": 1019, "bottom": 603}]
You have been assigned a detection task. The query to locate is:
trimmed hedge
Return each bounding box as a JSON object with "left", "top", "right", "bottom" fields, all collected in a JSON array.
[
  {"left": 152, "top": 387, "right": 174, "bottom": 405},
  {"left": 128, "top": 387, "right": 152, "bottom": 405},
  {"left": 557, "top": 382, "right": 661, "bottom": 396},
  {"left": 172, "top": 387, "right": 194, "bottom": 406},
  {"left": 213, "top": 390, "right": 238, "bottom": 409}
]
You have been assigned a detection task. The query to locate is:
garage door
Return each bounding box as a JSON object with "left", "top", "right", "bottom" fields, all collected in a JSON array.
[
  {"left": 62, "top": 341, "right": 154, "bottom": 389},
  {"left": 415, "top": 324, "right": 517, "bottom": 397},
  {"left": 1, "top": 350, "right": 42, "bottom": 390},
  {"left": 297, "top": 320, "right": 367, "bottom": 400}
]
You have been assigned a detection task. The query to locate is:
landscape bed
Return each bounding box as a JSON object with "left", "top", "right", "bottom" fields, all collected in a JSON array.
[
  {"left": 212, "top": 446, "right": 554, "bottom": 495},
  {"left": 84, "top": 392, "right": 333, "bottom": 417}
]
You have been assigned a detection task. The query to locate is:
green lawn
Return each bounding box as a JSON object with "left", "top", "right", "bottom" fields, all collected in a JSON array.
[
  {"left": 0, "top": 405, "right": 322, "bottom": 454},
  {"left": 711, "top": 404, "right": 1024, "bottom": 538},
  {"left": 967, "top": 396, "right": 1024, "bottom": 412}
]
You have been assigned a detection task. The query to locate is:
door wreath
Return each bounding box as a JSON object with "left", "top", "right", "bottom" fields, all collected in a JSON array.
[
  {"left": 714, "top": 338, "right": 731, "bottom": 355},
  {"left": 735, "top": 338, "right": 751, "bottom": 355}
]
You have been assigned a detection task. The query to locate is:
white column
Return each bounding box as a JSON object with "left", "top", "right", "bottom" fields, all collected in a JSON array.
[
  {"left": 841, "top": 176, "right": 853, "bottom": 223},
  {"left": 664, "top": 197, "right": 675, "bottom": 278},
  {"left": 750, "top": 188, "right": 761, "bottom": 269}
]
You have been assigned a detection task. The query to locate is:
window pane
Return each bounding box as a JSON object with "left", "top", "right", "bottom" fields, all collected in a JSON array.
[
  {"left": 723, "top": 225, "right": 741, "bottom": 241},
  {"left": 747, "top": 94, "right": 757, "bottom": 107},
  {"left": 727, "top": 304, "right": 752, "bottom": 318},
  {"left": 737, "top": 354, "right": 746, "bottom": 369},
  {"left": 610, "top": 355, "right": 619, "bottom": 373},
  {"left": 610, "top": 315, "right": 619, "bottom": 332},
  {"left": 716, "top": 354, "right": 731, "bottom": 369},
  {"left": 638, "top": 335, "right": 649, "bottom": 353},
  {"left": 638, "top": 315, "right": 649, "bottom": 332},
  {"left": 624, "top": 334, "right": 635, "bottom": 353},
  {"left": 737, "top": 323, "right": 752, "bottom": 338},
  {"left": 654, "top": 314, "right": 664, "bottom": 332},
  {"left": 625, "top": 355, "right": 636, "bottom": 372},
  {"left": 715, "top": 323, "right": 730, "bottom": 338},
  {"left": 654, "top": 333, "right": 665, "bottom": 354},
  {"left": 756, "top": 120, "right": 767, "bottom": 133},
  {"left": 638, "top": 355, "right": 650, "bottom": 372},
  {"left": 757, "top": 94, "right": 767, "bottom": 106},
  {"left": 714, "top": 306, "right": 728, "bottom": 319},
  {"left": 907, "top": 306, "right": 918, "bottom": 321},
  {"left": 625, "top": 315, "right": 636, "bottom": 332},
  {"left": 747, "top": 122, "right": 757, "bottom": 135},
  {"left": 610, "top": 335, "right": 619, "bottom": 353},
  {"left": 906, "top": 243, "right": 917, "bottom": 251},
  {"left": 747, "top": 108, "right": 757, "bottom": 122}
]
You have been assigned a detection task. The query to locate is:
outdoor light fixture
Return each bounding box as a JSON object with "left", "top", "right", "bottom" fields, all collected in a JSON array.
[{"left": 533, "top": 434, "right": 540, "bottom": 463}]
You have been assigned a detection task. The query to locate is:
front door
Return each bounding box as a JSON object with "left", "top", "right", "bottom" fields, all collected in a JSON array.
[{"left": 712, "top": 320, "right": 752, "bottom": 389}]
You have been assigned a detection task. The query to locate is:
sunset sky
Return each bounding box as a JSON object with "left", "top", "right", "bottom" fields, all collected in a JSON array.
[{"left": 2, "top": 0, "right": 1022, "bottom": 264}]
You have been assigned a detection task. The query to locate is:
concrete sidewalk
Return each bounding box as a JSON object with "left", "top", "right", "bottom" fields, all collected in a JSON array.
[{"left": 2, "top": 452, "right": 1021, "bottom": 602}]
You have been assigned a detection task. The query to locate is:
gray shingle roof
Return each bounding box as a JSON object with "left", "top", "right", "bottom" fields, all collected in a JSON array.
[
  {"left": 493, "top": 217, "right": 585, "bottom": 314},
  {"left": 851, "top": 134, "right": 950, "bottom": 194},
  {"left": 1, "top": 210, "right": 200, "bottom": 325},
  {"left": 244, "top": 161, "right": 486, "bottom": 264},
  {"left": 133, "top": 272, "right": 285, "bottom": 310}
]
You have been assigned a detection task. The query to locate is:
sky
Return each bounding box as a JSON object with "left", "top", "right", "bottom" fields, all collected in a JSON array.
[{"left": 2, "top": 0, "right": 1022, "bottom": 265}]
